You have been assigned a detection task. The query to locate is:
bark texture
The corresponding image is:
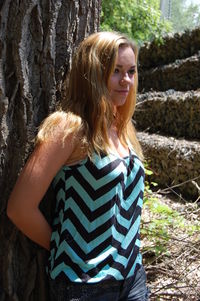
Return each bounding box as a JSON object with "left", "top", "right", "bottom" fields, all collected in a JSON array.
[
  {"left": 138, "top": 27, "right": 200, "bottom": 92},
  {"left": 139, "top": 27, "right": 200, "bottom": 70},
  {"left": 136, "top": 28, "right": 200, "bottom": 201},
  {"left": 139, "top": 53, "right": 200, "bottom": 92},
  {"left": 0, "top": 1, "right": 101, "bottom": 300},
  {"left": 135, "top": 90, "right": 200, "bottom": 139},
  {"left": 137, "top": 132, "right": 200, "bottom": 200}
]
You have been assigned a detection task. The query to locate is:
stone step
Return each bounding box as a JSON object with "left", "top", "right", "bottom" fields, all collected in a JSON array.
[
  {"left": 137, "top": 131, "right": 200, "bottom": 201},
  {"left": 138, "top": 53, "right": 200, "bottom": 92},
  {"left": 134, "top": 90, "right": 200, "bottom": 140},
  {"left": 139, "top": 27, "right": 200, "bottom": 70}
]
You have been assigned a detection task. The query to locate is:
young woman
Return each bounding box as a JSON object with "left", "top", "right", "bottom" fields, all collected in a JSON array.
[{"left": 7, "top": 31, "right": 149, "bottom": 300}]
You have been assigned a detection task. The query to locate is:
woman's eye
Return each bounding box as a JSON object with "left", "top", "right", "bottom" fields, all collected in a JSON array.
[
  {"left": 129, "top": 69, "right": 136, "bottom": 75},
  {"left": 114, "top": 68, "right": 119, "bottom": 74}
]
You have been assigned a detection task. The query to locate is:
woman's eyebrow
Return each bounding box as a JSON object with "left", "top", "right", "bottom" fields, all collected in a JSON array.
[{"left": 116, "top": 64, "right": 136, "bottom": 68}]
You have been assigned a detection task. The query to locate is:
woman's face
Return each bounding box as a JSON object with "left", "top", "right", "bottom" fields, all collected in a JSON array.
[{"left": 108, "top": 46, "right": 136, "bottom": 109}]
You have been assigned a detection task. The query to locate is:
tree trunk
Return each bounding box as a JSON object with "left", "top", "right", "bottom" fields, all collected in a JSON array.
[
  {"left": 0, "top": 1, "right": 101, "bottom": 300},
  {"left": 160, "top": 0, "right": 171, "bottom": 19}
]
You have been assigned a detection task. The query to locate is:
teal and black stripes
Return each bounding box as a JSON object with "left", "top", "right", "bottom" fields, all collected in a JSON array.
[{"left": 47, "top": 151, "right": 145, "bottom": 283}]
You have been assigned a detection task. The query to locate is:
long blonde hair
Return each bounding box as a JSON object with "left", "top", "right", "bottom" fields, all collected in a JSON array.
[{"left": 37, "top": 31, "right": 143, "bottom": 160}]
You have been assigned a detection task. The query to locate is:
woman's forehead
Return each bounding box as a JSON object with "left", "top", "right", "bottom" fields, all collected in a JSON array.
[{"left": 115, "top": 46, "right": 136, "bottom": 66}]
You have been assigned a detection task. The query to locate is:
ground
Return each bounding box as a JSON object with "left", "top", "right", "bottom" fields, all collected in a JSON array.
[{"left": 141, "top": 192, "right": 200, "bottom": 301}]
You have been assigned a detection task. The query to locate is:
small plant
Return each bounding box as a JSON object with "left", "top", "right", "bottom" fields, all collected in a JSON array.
[
  {"left": 143, "top": 162, "right": 158, "bottom": 204},
  {"left": 141, "top": 162, "right": 200, "bottom": 257}
]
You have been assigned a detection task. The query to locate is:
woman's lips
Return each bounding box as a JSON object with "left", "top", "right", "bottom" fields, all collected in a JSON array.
[{"left": 116, "top": 90, "right": 129, "bottom": 94}]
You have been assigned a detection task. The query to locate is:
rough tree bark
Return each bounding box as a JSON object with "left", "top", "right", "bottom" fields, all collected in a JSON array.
[{"left": 0, "top": 1, "right": 101, "bottom": 300}]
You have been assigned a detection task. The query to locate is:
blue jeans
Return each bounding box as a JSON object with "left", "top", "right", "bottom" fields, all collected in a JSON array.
[{"left": 49, "top": 265, "right": 150, "bottom": 301}]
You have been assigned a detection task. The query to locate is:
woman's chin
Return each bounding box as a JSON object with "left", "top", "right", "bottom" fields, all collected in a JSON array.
[{"left": 112, "top": 98, "right": 127, "bottom": 107}]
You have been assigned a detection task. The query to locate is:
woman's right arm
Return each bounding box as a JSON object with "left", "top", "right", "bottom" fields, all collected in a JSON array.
[{"left": 7, "top": 129, "right": 75, "bottom": 250}]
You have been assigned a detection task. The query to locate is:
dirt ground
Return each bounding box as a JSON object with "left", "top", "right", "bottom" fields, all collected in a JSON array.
[{"left": 141, "top": 192, "right": 200, "bottom": 301}]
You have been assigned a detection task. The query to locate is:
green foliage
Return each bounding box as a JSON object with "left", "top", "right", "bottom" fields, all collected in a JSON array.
[
  {"left": 101, "top": 0, "right": 171, "bottom": 44},
  {"left": 141, "top": 196, "right": 200, "bottom": 256},
  {"left": 170, "top": 0, "right": 200, "bottom": 32},
  {"left": 143, "top": 163, "right": 158, "bottom": 204},
  {"left": 141, "top": 163, "right": 200, "bottom": 257}
]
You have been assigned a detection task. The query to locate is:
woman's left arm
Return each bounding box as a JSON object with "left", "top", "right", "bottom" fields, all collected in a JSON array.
[{"left": 7, "top": 130, "right": 75, "bottom": 250}]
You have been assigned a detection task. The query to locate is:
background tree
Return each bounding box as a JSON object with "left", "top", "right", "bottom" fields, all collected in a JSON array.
[
  {"left": 160, "top": 0, "right": 172, "bottom": 19},
  {"left": 101, "top": 0, "right": 171, "bottom": 44},
  {"left": 0, "top": 1, "right": 101, "bottom": 300},
  {"left": 170, "top": 0, "right": 200, "bottom": 32}
]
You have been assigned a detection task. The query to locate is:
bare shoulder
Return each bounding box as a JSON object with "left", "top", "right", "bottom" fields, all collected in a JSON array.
[
  {"left": 7, "top": 111, "right": 82, "bottom": 209},
  {"left": 6, "top": 110, "right": 86, "bottom": 222},
  {"left": 37, "top": 111, "right": 82, "bottom": 143},
  {"left": 35, "top": 110, "right": 83, "bottom": 168}
]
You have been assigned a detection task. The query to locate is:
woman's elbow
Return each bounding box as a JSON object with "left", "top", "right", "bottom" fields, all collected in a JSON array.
[
  {"left": 7, "top": 201, "right": 16, "bottom": 222},
  {"left": 6, "top": 199, "right": 21, "bottom": 225}
]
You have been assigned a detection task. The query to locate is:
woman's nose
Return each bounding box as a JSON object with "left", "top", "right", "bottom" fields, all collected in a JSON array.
[{"left": 120, "top": 73, "right": 131, "bottom": 85}]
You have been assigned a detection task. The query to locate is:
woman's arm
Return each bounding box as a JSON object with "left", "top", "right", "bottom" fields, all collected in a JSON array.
[{"left": 7, "top": 130, "right": 75, "bottom": 250}]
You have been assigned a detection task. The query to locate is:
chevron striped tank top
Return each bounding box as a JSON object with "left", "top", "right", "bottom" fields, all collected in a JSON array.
[{"left": 47, "top": 149, "right": 145, "bottom": 283}]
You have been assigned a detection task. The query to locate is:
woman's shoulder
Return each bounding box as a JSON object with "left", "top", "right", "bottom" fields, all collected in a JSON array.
[
  {"left": 32, "top": 111, "right": 84, "bottom": 169},
  {"left": 36, "top": 110, "right": 83, "bottom": 145}
]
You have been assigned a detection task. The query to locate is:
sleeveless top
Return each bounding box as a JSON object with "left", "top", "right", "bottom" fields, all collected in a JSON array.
[{"left": 47, "top": 149, "right": 145, "bottom": 283}]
